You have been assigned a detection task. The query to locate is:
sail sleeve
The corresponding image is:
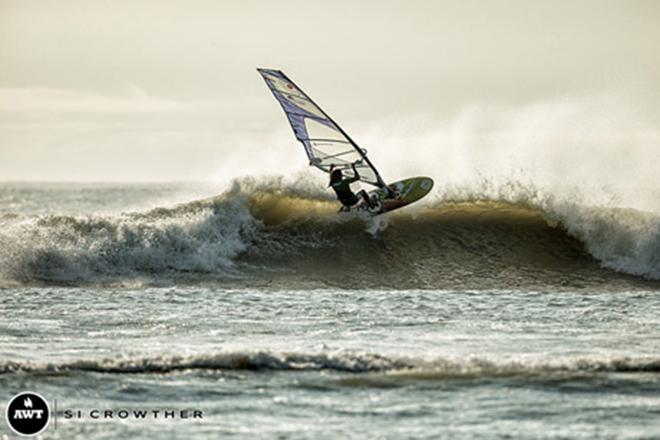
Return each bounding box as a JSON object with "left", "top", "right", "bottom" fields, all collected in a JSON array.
[{"left": 257, "top": 68, "right": 383, "bottom": 187}]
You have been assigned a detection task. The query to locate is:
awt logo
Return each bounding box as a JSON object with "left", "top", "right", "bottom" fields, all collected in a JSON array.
[{"left": 5, "top": 392, "right": 50, "bottom": 436}]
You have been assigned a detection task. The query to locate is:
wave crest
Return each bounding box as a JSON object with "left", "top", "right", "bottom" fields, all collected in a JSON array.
[
  {"left": 2, "top": 351, "right": 658, "bottom": 376},
  {"left": 0, "top": 176, "right": 658, "bottom": 287}
]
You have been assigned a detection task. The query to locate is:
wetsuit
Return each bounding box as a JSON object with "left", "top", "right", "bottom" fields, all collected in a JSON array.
[{"left": 331, "top": 175, "right": 360, "bottom": 207}]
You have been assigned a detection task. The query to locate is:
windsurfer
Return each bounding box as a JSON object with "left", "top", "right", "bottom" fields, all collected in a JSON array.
[{"left": 329, "top": 163, "right": 375, "bottom": 210}]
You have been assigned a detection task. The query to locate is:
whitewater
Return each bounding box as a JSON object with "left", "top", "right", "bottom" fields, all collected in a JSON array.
[
  {"left": 0, "top": 180, "right": 659, "bottom": 439},
  {"left": 1, "top": 177, "right": 658, "bottom": 287}
]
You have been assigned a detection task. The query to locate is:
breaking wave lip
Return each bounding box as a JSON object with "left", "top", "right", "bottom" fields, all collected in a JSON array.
[
  {"left": 0, "top": 175, "right": 659, "bottom": 286},
  {"left": 1, "top": 351, "right": 659, "bottom": 377}
]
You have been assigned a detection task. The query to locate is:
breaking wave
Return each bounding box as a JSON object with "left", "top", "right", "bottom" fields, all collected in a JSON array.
[
  {"left": 0, "top": 176, "right": 658, "bottom": 288},
  {"left": 1, "top": 351, "right": 659, "bottom": 377}
]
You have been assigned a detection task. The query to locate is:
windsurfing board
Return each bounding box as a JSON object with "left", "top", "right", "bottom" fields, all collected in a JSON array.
[{"left": 365, "top": 176, "right": 434, "bottom": 215}]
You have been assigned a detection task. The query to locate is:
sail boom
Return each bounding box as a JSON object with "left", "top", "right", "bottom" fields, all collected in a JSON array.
[{"left": 305, "top": 138, "right": 352, "bottom": 144}]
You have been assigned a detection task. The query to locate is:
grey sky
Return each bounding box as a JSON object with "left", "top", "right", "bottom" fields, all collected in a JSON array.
[{"left": 1, "top": 0, "right": 658, "bottom": 183}]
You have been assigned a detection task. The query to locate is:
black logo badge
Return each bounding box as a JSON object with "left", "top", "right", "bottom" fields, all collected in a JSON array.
[{"left": 5, "top": 392, "right": 50, "bottom": 436}]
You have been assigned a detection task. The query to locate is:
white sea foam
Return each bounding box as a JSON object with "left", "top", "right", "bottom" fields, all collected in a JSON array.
[{"left": 1, "top": 351, "right": 658, "bottom": 375}]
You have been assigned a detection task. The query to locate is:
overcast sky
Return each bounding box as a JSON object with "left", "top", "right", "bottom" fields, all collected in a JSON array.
[{"left": 1, "top": 0, "right": 658, "bottom": 183}]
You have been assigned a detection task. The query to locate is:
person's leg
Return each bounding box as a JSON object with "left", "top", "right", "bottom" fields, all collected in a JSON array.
[
  {"left": 339, "top": 194, "right": 360, "bottom": 211},
  {"left": 357, "top": 190, "right": 374, "bottom": 209}
]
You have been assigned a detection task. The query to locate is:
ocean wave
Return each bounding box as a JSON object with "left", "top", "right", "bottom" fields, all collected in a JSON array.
[
  {"left": 0, "top": 176, "right": 658, "bottom": 287},
  {"left": 1, "top": 351, "right": 658, "bottom": 376},
  {"left": 0, "top": 193, "right": 257, "bottom": 285}
]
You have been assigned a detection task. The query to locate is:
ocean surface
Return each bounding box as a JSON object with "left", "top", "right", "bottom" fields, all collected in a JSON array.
[{"left": 1, "top": 181, "right": 659, "bottom": 439}]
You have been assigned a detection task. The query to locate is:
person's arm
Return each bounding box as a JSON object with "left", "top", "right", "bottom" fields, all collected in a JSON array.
[
  {"left": 328, "top": 164, "right": 335, "bottom": 186},
  {"left": 348, "top": 163, "right": 360, "bottom": 183}
]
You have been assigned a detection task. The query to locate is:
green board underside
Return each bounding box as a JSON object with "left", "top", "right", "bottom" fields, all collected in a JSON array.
[{"left": 367, "top": 176, "right": 434, "bottom": 215}]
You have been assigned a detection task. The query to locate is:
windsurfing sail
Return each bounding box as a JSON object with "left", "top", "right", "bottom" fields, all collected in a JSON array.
[{"left": 257, "top": 68, "right": 387, "bottom": 188}]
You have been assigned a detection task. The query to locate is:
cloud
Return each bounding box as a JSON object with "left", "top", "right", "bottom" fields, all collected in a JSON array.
[{"left": 0, "top": 85, "right": 188, "bottom": 115}]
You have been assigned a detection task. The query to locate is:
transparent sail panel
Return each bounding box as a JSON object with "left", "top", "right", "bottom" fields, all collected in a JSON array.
[{"left": 258, "top": 68, "right": 382, "bottom": 187}]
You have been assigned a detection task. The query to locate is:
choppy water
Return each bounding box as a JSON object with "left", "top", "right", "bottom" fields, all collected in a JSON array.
[{"left": 1, "top": 182, "right": 659, "bottom": 439}]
